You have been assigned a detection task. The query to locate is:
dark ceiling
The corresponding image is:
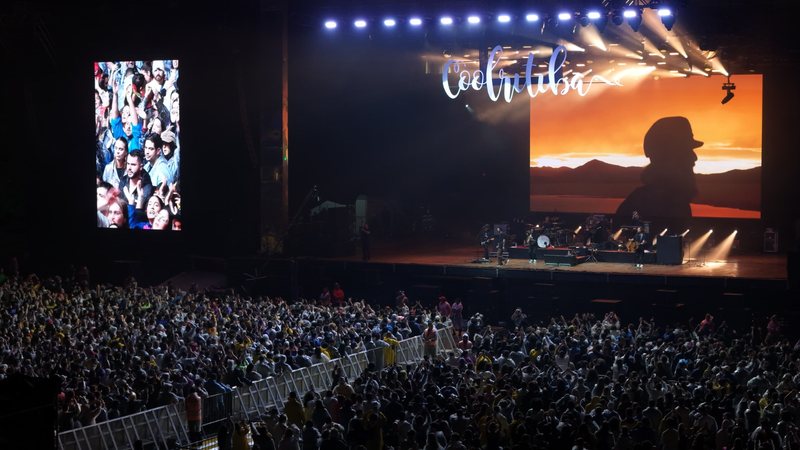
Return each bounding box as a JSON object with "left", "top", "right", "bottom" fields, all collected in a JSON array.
[{"left": 1, "top": 1, "right": 796, "bottom": 76}]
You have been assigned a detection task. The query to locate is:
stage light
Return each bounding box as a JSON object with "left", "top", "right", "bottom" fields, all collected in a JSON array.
[
  {"left": 658, "top": 8, "right": 676, "bottom": 31},
  {"left": 440, "top": 16, "right": 454, "bottom": 26},
  {"left": 324, "top": 20, "right": 337, "bottom": 30},
  {"left": 467, "top": 15, "right": 481, "bottom": 24},
  {"left": 580, "top": 10, "right": 603, "bottom": 27},
  {"left": 354, "top": 19, "right": 367, "bottom": 28},
  {"left": 498, "top": 14, "right": 512, "bottom": 23},
  {"left": 625, "top": 9, "right": 642, "bottom": 31},
  {"left": 611, "top": 11, "right": 624, "bottom": 26},
  {"left": 681, "top": 229, "right": 690, "bottom": 237},
  {"left": 587, "top": 11, "right": 602, "bottom": 20},
  {"left": 709, "top": 229, "right": 714, "bottom": 234},
  {"left": 409, "top": 17, "right": 423, "bottom": 26},
  {"left": 721, "top": 76, "right": 736, "bottom": 104},
  {"left": 660, "top": 228, "right": 668, "bottom": 236},
  {"left": 526, "top": 13, "right": 540, "bottom": 22},
  {"left": 558, "top": 12, "right": 572, "bottom": 21},
  {"left": 383, "top": 18, "right": 396, "bottom": 27}
]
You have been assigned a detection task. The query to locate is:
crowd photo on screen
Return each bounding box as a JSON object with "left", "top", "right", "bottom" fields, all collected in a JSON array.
[{"left": 94, "top": 59, "right": 182, "bottom": 230}]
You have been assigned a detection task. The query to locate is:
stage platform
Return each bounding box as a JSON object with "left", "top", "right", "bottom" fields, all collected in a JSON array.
[{"left": 317, "top": 239, "right": 788, "bottom": 291}]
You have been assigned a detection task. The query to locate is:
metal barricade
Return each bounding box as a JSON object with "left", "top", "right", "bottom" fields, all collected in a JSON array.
[
  {"left": 58, "top": 402, "right": 188, "bottom": 450},
  {"left": 59, "top": 327, "right": 453, "bottom": 449},
  {"left": 202, "top": 391, "right": 232, "bottom": 429}
]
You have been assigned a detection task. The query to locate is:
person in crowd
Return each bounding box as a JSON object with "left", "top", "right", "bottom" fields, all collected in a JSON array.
[
  {"left": 160, "top": 129, "right": 180, "bottom": 182},
  {"left": 142, "top": 133, "right": 172, "bottom": 188},
  {"left": 423, "top": 321, "right": 438, "bottom": 358},
  {"left": 331, "top": 283, "right": 345, "bottom": 307},
  {"left": 130, "top": 194, "right": 164, "bottom": 230},
  {"left": 96, "top": 181, "right": 114, "bottom": 227},
  {"left": 102, "top": 137, "right": 129, "bottom": 188},
  {"left": 151, "top": 208, "right": 171, "bottom": 230},
  {"left": 436, "top": 295, "right": 451, "bottom": 320},
  {"left": 319, "top": 286, "right": 331, "bottom": 306},
  {"left": 185, "top": 388, "right": 203, "bottom": 442},
  {"left": 450, "top": 298, "right": 464, "bottom": 337},
  {"left": 171, "top": 214, "right": 183, "bottom": 231},
  {"left": 119, "top": 149, "right": 153, "bottom": 211},
  {"left": 108, "top": 70, "right": 144, "bottom": 152},
  {"left": 105, "top": 196, "right": 129, "bottom": 228}
]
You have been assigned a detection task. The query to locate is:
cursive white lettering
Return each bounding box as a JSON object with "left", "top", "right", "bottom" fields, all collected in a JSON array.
[{"left": 442, "top": 45, "right": 622, "bottom": 102}]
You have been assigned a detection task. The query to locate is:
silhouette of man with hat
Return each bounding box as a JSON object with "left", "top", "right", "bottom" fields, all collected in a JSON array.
[{"left": 616, "top": 116, "right": 704, "bottom": 231}]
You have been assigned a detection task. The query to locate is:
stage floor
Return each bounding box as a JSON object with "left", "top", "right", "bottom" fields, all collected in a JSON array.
[{"left": 330, "top": 240, "right": 787, "bottom": 281}]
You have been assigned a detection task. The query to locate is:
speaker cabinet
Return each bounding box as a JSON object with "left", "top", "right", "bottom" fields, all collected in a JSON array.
[{"left": 657, "top": 235, "right": 684, "bottom": 265}]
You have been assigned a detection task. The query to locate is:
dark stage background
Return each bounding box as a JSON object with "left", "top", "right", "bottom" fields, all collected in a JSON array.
[
  {"left": 1, "top": 1, "right": 799, "bottom": 273},
  {"left": 288, "top": 33, "right": 529, "bottom": 234}
]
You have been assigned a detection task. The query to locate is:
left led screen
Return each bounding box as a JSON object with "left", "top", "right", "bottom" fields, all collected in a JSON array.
[{"left": 95, "top": 60, "right": 181, "bottom": 230}]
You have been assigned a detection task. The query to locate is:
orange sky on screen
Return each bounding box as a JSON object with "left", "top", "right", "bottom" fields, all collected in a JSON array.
[{"left": 530, "top": 75, "right": 763, "bottom": 174}]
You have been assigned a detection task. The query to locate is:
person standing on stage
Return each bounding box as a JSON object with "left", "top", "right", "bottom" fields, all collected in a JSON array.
[
  {"left": 631, "top": 210, "right": 642, "bottom": 227},
  {"left": 525, "top": 229, "right": 537, "bottom": 264},
  {"left": 360, "top": 222, "right": 371, "bottom": 261},
  {"left": 495, "top": 226, "right": 507, "bottom": 265},
  {"left": 633, "top": 226, "right": 648, "bottom": 269},
  {"left": 479, "top": 224, "right": 492, "bottom": 261}
]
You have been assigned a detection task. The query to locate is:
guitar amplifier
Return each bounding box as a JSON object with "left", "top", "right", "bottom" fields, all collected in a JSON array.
[{"left": 657, "top": 235, "right": 684, "bottom": 265}]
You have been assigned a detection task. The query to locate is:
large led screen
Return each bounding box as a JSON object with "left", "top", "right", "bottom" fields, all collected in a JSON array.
[
  {"left": 94, "top": 60, "right": 181, "bottom": 230},
  {"left": 530, "top": 75, "right": 762, "bottom": 223}
]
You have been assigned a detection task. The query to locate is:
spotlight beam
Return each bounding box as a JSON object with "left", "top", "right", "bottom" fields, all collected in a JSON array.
[
  {"left": 688, "top": 230, "right": 714, "bottom": 262},
  {"left": 707, "top": 231, "right": 738, "bottom": 262}
]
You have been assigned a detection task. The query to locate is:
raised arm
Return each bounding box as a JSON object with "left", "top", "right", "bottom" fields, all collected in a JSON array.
[
  {"left": 126, "top": 85, "right": 139, "bottom": 127},
  {"left": 109, "top": 70, "right": 120, "bottom": 120}
]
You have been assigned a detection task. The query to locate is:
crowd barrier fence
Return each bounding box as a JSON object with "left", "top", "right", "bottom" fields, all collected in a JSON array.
[{"left": 57, "top": 325, "right": 457, "bottom": 450}]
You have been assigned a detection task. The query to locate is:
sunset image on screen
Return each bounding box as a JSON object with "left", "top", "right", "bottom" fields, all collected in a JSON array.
[{"left": 529, "top": 74, "right": 762, "bottom": 219}]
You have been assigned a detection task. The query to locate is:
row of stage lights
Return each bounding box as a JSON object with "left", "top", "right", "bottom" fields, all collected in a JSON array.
[
  {"left": 324, "top": 7, "right": 676, "bottom": 33},
  {"left": 569, "top": 227, "right": 738, "bottom": 263}
]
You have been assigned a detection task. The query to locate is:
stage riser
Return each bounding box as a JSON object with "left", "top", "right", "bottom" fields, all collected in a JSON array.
[
  {"left": 510, "top": 247, "right": 659, "bottom": 264},
  {"left": 597, "top": 251, "right": 658, "bottom": 264}
]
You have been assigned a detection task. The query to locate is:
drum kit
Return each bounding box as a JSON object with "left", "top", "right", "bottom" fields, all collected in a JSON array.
[
  {"left": 517, "top": 214, "right": 656, "bottom": 253},
  {"left": 525, "top": 217, "right": 574, "bottom": 248}
]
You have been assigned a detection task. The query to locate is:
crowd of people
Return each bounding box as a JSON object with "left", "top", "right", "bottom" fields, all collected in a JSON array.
[
  {"left": 94, "top": 60, "right": 181, "bottom": 230},
  {"left": 0, "top": 270, "right": 448, "bottom": 434},
  {"left": 224, "top": 313, "right": 800, "bottom": 450},
  {"left": 2, "top": 267, "right": 800, "bottom": 450}
]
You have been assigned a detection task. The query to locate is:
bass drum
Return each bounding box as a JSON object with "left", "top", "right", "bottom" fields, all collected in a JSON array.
[{"left": 537, "top": 234, "right": 551, "bottom": 248}]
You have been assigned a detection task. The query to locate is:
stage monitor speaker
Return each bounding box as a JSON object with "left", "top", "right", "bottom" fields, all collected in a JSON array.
[
  {"left": 657, "top": 235, "right": 684, "bottom": 265},
  {"left": 764, "top": 228, "right": 779, "bottom": 252}
]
